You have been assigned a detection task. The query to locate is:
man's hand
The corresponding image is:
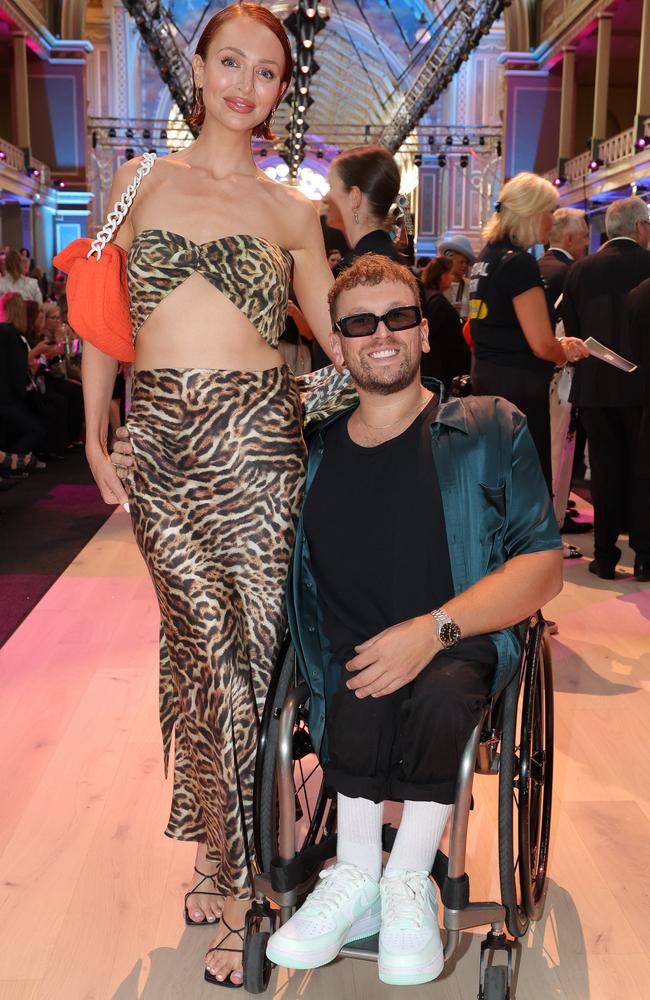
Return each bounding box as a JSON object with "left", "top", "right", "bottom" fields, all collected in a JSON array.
[
  {"left": 86, "top": 441, "right": 129, "bottom": 506},
  {"left": 110, "top": 425, "right": 134, "bottom": 480},
  {"left": 345, "top": 615, "right": 441, "bottom": 699}
]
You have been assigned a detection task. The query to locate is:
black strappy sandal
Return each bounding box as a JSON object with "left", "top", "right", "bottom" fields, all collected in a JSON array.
[
  {"left": 204, "top": 917, "right": 245, "bottom": 989},
  {"left": 184, "top": 866, "right": 225, "bottom": 926}
]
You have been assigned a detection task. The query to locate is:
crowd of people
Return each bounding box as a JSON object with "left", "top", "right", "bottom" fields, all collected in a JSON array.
[
  {"left": 3, "top": 4, "right": 649, "bottom": 990},
  {"left": 0, "top": 247, "right": 123, "bottom": 491}
]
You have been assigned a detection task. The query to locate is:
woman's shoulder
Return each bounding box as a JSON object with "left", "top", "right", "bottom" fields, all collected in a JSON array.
[{"left": 263, "top": 178, "right": 322, "bottom": 250}]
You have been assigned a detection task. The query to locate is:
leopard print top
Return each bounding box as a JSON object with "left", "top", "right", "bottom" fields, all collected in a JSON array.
[{"left": 126, "top": 228, "right": 293, "bottom": 347}]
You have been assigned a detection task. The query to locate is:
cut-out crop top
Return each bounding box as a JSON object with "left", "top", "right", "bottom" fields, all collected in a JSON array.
[{"left": 126, "top": 229, "right": 293, "bottom": 347}]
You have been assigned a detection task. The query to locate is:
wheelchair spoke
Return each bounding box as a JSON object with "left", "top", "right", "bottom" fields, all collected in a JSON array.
[{"left": 296, "top": 758, "right": 314, "bottom": 827}]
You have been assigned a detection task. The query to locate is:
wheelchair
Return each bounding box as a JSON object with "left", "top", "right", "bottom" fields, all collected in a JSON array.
[{"left": 240, "top": 613, "right": 553, "bottom": 999}]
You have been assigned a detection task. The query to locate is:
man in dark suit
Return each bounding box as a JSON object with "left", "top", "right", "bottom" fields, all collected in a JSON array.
[
  {"left": 539, "top": 209, "right": 591, "bottom": 538},
  {"left": 539, "top": 208, "right": 588, "bottom": 321},
  {"left": 627, "top": 278, "right": 650, "bottom": 580},
  {"left": 563, "top": 196, "right": 650, "bottom": 580}
]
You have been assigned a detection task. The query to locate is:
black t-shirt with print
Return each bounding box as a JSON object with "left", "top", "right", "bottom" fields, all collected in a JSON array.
[{"left": 469, "top": 240, "right": 554, "bottom": 375}]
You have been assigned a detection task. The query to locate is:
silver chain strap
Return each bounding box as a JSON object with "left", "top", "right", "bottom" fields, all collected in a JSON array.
[{"left": 87, "top": 151, "right": 157, "bottom": 261}]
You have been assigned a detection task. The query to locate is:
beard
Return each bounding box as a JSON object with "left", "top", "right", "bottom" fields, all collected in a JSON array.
[{"left": 343, "top": 343, "right": 422, "bottom": 395}]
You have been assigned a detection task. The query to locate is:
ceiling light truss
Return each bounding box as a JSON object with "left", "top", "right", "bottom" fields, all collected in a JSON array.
[
  {"left": 122, "top": 0, "right": 197, "bottom": 134},
  {"left": 380, "top": 0, "right": 506, "bottom": 152}
]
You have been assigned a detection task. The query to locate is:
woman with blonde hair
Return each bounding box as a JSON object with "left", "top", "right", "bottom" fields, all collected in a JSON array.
[{"left": 469, "top": 171, "right": 588, "bottom": 489}]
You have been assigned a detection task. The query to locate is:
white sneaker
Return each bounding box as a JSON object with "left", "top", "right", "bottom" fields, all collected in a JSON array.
[
  {"left": 266, "top": 862, "right": 381, "bottom": 970},
  {"left": 378, "top": 869, "right": 444, "bottom": 986}
]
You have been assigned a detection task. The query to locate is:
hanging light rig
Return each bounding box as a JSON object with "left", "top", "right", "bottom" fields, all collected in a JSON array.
[{"left": 282, "top": 2, "right": 328, "bottom": 179}]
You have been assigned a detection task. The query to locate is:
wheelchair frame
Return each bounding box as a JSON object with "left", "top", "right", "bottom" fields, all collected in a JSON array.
[{"left": 243, "top": 613, "right": 554, "bottom": 1000}]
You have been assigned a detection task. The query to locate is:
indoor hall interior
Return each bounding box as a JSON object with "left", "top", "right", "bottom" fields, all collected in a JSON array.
[{"left": 0, "top": 500, "right": 648, "bottom": 1000}]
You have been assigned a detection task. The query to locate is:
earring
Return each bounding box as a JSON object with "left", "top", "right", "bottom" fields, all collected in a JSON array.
[
  {"left": 353, "top": 210, "right": 360, "bottom": 225},
  {"left": 192, "top": 86, "right": 204, "bottom": 118}
]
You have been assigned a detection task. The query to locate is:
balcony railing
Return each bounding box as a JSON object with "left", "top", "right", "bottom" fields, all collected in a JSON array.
[
  {"left": 598, "top": 126, "right": 636, "bottom": 165},
  {"left": 0, "top": 136, "right": 52, "bottom": 187},
  {"left": 542, "top": 119, "right": 650, "bottom": 185},
  {"left": 0, "top": 136, "right": 25, "bottom": 171}
]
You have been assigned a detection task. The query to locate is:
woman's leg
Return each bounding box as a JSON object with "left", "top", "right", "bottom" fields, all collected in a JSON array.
[{"left": 126, "top": 367, "right": 305, "bottom": 985}]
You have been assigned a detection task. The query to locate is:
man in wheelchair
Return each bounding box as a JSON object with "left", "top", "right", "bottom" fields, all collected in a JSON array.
[{"left": 266, "top": 254, "right": 563, "bottom": 986}]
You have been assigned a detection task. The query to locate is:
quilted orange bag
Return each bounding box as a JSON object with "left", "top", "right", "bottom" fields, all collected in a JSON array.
[{"left": 52, "top": 152, "right": 156, "bottom": 363}]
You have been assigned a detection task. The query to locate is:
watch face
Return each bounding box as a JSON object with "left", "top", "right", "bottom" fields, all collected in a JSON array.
[{"left": 439, "top": 620, "right": 461, "bottom": 647}]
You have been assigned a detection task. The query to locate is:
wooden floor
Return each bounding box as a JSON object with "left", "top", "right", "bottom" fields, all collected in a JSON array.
[{"left": 0, "top": 498, "right": 648, "bottom": 1000}]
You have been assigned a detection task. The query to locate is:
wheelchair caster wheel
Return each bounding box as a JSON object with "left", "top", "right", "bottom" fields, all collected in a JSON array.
[
  {"left": 480, "top": 964, "right": 510, "bottom": 999},
  {"left": 243, "top": 930, "right": 272, "bottom": 994}
]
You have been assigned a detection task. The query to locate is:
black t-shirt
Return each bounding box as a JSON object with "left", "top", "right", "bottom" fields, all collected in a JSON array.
[
  {"left": 303, "top": 397, "right": 496, "bottom": 667},
  {"left": 469, "top": 240, "right": 554, "bottom": 375}
]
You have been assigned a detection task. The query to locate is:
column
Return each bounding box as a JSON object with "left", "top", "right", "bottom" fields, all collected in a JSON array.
[
  {"left": 558, "top": 47, "right": 576, "bottom": 165},
  {"left": 591, "top": 14, "right": 612, "bottom": 149},
  {"left": 13, "top": 33, "right": 31, "bottom": 152},
  {"left": 635, "top": 0, "right": 650, "bottom": 137}
]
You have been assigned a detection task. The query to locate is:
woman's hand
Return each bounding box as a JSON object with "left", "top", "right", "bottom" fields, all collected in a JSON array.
[
  {"left": 86, "top": 440, "right": 129, "bottom": 506},
  {"left": 559, "top": 336, "right": 590, "bottom": 364}
]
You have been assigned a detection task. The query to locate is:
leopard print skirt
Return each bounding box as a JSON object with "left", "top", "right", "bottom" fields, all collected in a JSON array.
[{"left": 126, "top": 366, "right": 306, "bottom": 898}]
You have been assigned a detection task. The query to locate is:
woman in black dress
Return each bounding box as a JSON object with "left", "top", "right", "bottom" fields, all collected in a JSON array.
[{"left": 420, "top": 256, "right": 470, "bottom": 388}]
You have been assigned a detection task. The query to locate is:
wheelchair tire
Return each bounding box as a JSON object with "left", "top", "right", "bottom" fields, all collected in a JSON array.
[
  {"left": 254, "top": 636, "right": 335, "bottom": 875},
  {"left": 498, "top": 618, "right": 554, "bottom": 937},
  {"left": 482, "top": 965, "right": 509, "bottom": 1000},
  {"left": 242, "top": 931, "right": 272, "bottom": 994}
]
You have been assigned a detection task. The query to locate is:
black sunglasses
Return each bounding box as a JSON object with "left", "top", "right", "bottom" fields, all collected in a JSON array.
[{"left": 334, "top": 305, "right": 422, "bottom": 338}]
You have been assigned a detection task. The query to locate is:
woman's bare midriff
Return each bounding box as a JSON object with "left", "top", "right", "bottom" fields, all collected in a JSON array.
[{"left": 133, "top": 272, "right": 284, "bottom": 372}]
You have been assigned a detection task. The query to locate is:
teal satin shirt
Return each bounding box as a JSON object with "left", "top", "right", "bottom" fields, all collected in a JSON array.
[{"left": 287, "top": 382, "right": 562, "bottom": 757}]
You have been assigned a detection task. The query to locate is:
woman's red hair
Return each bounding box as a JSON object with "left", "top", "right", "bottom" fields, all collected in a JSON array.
[{"left": 188, "top": 2, "right": 292, "bottom": 140}]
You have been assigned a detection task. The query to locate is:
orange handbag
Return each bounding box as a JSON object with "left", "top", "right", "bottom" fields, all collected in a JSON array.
[{"left": 52, "top": 152, "right": 156, "bottom": 363}]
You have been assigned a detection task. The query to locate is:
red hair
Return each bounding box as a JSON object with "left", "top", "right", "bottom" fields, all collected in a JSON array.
[{"left": 189, "top": 3, "right": 292, "bottom": 140}]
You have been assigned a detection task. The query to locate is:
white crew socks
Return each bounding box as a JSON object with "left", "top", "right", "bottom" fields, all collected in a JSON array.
[
  {"left": 336, "top": 793, "right": 383, "bottom": 881},
  {"left": 385, "top": 800, "right": 453, "bottom": 875}
]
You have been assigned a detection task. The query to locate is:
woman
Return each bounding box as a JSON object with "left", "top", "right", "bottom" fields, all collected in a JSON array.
[
  {"left": 469, "top": 171, "right": 589, "bottom": 490},
  {"left": 0, "top": 293, "right": 47, "bottom": 456},
  {"left": 420, "top": 256, "right": 470, "bottom": 388},
  {"left": 324, "top": 145, "right": 404, "bottom": 270},
  {"left": 0, "top": 249, "right": 43, "bottom": 304},
  {"left": 79, "top": 3, "right": 334, "bottom": 988},
  {"left": 310, "top": 145, "right": 404, "bottom": 369}
]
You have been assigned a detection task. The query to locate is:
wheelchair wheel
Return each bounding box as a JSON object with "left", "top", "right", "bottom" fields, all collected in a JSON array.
[
  {"left": 242, "top": 930, "right": 272, "bottom": 994},
  {"left": 254, "top": 635, "right": 335, "bottom": 874},
  {"left": 482, "top": 965, "right": 510, "bottom": 1000},
  {"left": 498, "top": 617, "right": 554, "bottom": 938}
]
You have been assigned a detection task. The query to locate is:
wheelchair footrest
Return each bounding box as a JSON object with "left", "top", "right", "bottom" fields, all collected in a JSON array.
[{"left": 270, "top": 835, "right": 337, "bottom": 894}]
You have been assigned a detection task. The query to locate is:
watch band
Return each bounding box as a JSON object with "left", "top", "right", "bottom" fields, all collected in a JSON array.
[{"left": 430, "top": 608, "right": 462, "bottom": 648}]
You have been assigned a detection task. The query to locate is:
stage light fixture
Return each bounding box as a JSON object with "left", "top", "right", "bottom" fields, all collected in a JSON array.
[
  {"left": 589, "top": 157, "right": 603, "bottom": 172},
  {"left": 92, "top": 130, "right": 97, "bottom": 149},
  {"left": 0, "top": 151, "right": 6, "bottom": 160},
  {"left": 143, "top": 128, "right": 151, "bottom": 139},
  {"left": 302, "top": 38, "right": 313, "bottom": 49},
  {"left": 446, "top": 135, "right": 453, "bottom": 146},
  {"left": 460, "top": 154, "right": 469, "bottom": 168},
  {"left": 479, "top": 136, "right": 485, "bottom": 146},
  {"left": 260, "top": 149, "right": 267, "bottom": 158},
  {"left": 126, "top": 128, "right": 134, "bottom": 139},
  {"left": 296, "top": 118, "right": 304, "bottom": 125},
  {"left": 125, "top": 147, "right": 136, "bottom": 160},
  {"left": 635, "top": 136, "right": 647, "bottom": 150},
  {"left": 462, "top": 135, "right": 469, "bottom": 146},
  {"left": 438, "top": 153, "right": 446, "bottom": 168},
  {"left": 299, "top": 86, "right": 308, "bottom": 94},
  {"left": 414, "top": 154, "right": 422, "bottom": 167},
  {"left": 316, "top": 150, "right": 323, "bottom": 159},
  {"left": 553, "top": 176, "right": 567, "bottom": 188},
  {"left": 428, "top": 135, "right": 435, "bottom": 146},
  {"left": 57, "top": 180, "right": 66, "bottom": 189},
  {"left": 496, "top": 140, "right": 502, "bottom": 157},
  {"left": 160, "top": 129, "right": 167, "bottom": 140},
  {"left": 108, "top": 127, "right": 116, "bottom": 138}
]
